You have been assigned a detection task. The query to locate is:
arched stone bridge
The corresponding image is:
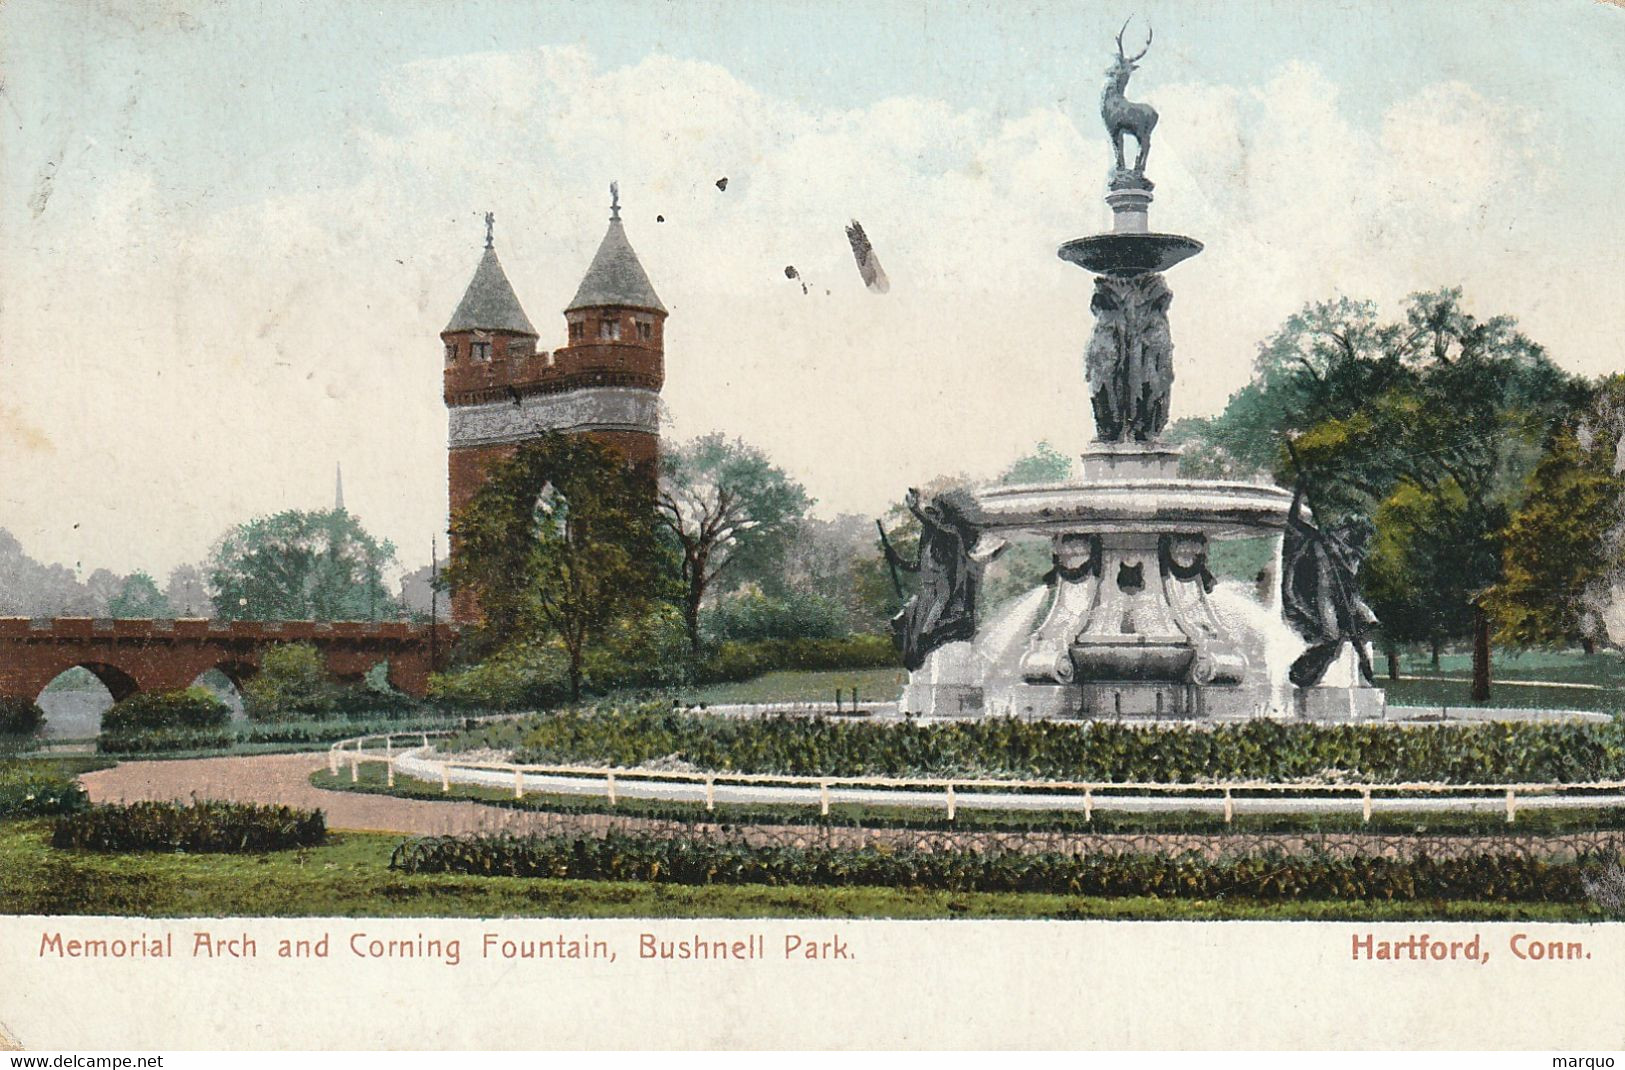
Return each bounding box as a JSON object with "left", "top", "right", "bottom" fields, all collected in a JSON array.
[{"left": 0, "top": 618, "right": 438, "bottom": 702}]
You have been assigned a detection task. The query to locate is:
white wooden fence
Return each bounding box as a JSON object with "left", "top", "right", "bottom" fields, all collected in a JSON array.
[{"left": 326, "top": 731, "right": 1625, "bottom": 825}]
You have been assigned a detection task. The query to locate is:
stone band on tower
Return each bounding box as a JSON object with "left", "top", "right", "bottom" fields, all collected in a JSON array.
[{"left": 442, "top": 187, "right": 667, "bottom": 623}]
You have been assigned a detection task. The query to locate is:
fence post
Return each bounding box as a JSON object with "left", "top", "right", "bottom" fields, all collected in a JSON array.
[
  {"left": 1361, "top": 788, "right": 1372, "bottom": 825},
  {"left": 514, "top": 769, "right": 523, "bottom": 800},
  {"left": 1505, "top": 788, "right": 1516, "bottom": 824},
  {"left": 819, "top": 780, "right": 830, "bottom": 817},
  {"left": 607, "top": 773, "right": 617, "bottom": 807},
  {"left": 385, "top": 736, "right": 392, "bottom": 761},
  {"left": 441, "top": 764, "right": 450, "bottom": 793},
  {"left": 705, "top": 777, "right": 715, "bottom": 812},
  {"left": 945, "top": 784, "right": 956, "bottom": 822},
  {"left": 851, "top": 686, "right": 858, "bottom": 709},
  {"left": 386, "top": 759, "right": 394, "bottom": 788},
  {"left": 329, "top": 748, "right": 338, "bottom": 776},
  {"left": 1223, "top": 788, "right": 1234, "bottom": 825},
  {"left": 350, "top": 756, "right": 358, "bottom": 783},
  {"left": 1083, "top": 789, "right": 1093, "bottom": 824},
  {"left": 835, "top": 690, "right": 842, "bottom": 714}
]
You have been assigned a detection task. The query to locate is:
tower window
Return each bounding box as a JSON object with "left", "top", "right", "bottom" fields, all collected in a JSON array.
[
  {"left": 599, "top": 319, "right": 621, "bottom": 341},
  {"left": 472, "top": 341, "right": 491, "bottom": 362},
  {"left": 569, "top": 321, "right": 584, "bottom": 342},
  {"left": 635, "top": 320, "right": 652, "bottom": 341},
  {"left": 444, "top": 342, "right": 457, "bottom": 365}
]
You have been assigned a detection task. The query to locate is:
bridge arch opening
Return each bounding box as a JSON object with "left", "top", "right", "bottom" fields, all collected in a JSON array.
[
  {"left": 34, "top": 664, "right": 134, "bottom": 740},
  {"left": 192, "top": 666, "right": 249, "bottom": 719}
]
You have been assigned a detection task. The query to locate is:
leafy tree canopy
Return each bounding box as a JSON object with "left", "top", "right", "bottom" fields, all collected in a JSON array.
[
  {"left": 442, "top": 433, "right": 669, "bottom": 698},
  {"left": 657, "top": 433, "right": 812, "bottom": 653},
  {"left": 207, "top": 508, "right": 397, "bottom": 621}
]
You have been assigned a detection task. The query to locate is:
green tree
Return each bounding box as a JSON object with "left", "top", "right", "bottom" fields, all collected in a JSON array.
[
  {"left": 1180, "top": 289, "right": 1581, "bottom": 676},
  {"left": 656, "top": 434, "right": 812, "bottom": 654},
  {"left": 1487, "top": 375, "right": 1625, "bottom": 652},
  {"left": 207, "top": 509, "right": 398, "bottom": 621},
  {"left": 442, "top": 433, "right": 667, "bottom": 699},
  {"left": 242, "top": 643, "right": 338, "bottom": 721},
  {"left": 107, "top": 571, "right": 169, "bottom": 618},
  {"left": 998, "top": 441, "right": 1073, "bottom": 484}
]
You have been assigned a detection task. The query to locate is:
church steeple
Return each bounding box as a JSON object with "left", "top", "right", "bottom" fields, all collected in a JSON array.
[{"left": 334, "top": 463, "right": 345, "bottom": 512}]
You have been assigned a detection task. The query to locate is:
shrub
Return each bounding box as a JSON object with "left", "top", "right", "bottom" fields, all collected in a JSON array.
[
  {"left": 0, "top": 696, "right": 45, "bottom": 735},
  {"left": 0, "top": 765, "right": 87, "bottom": 816},
  {"left": 52, "top": 800, "right": 326, "bottom": 852},
  {"left": 696, "top": 635, "right": 896, "bottom": 685},
  {"left": 460, "top": 704, "right": 1625, "bottom": 785},
  {"left": 97, "top": 728, "right": 235, "bottom": 754},
  {"left": 389, "top": 832, "right": 1589, "bottom": 902},
  {"left": 429, "top": 645, "right": 572, "bottom": 710},
  {"left": 702, "top": 590, "right": 851, "bottom": 642},
  {"left": 102, "top": 688, "right": 229, "bottom": 732},
  {"left": 243, "top": 643, "right": 338, "bottom": 721}
]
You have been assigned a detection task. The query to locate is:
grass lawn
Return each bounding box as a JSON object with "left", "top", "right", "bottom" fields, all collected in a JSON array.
[
  {"left": 0, "top": 818, "right": 1599, "bottom": 921},
  {"left": 312, "top": 765, "right": 1625, "bottom": 838},
  {"left": 1398, "top": 648, "right": 1625, "bottom": 686},
  {"left": 675, "top": 668, "right": 907, "bottom": 706}
]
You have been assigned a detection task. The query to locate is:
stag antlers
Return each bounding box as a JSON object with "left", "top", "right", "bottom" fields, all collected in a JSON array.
[{"left": 1115, "top": 17, "right": 1152, "bottom": 66}]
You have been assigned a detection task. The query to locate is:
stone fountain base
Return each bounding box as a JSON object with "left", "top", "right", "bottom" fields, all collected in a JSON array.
[{"left": 893, "top": 445, "right": 1385, "bottom": 724}]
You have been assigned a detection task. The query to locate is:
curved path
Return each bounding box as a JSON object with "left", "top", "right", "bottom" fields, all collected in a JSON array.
[{"left": 80, "top": 752, "right": 566, "bottom": 837}]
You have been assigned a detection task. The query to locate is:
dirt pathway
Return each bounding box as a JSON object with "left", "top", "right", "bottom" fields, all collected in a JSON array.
[{"left": 79, "top": 752, "right": 557, "bottom": 837}]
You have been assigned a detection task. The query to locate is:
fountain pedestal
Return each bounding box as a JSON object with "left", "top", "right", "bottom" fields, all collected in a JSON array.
[{"left": 890, "top": 35, "right": 1384, "bottom": 721}]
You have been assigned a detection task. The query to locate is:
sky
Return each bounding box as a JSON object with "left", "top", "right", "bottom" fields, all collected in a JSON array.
[{"left": 2, "top": 0, "right": 1623, "bottom": 584}]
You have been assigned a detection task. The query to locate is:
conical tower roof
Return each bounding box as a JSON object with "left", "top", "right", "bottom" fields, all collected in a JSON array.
[
  {"left": 445, "top": 245, "right": 537, "bottom": 335},
  {"left": 566, "top": 210, "right": 665, "bottom": 315}
]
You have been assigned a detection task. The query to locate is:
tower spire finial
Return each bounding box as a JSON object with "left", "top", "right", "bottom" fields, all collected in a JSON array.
[
  {"left": 609, "top": 181, "right": 620, "bottom": 222},
  {"left": 483, "top": 211, "right": 494, "bottom": 249},
  {"left": 334, "top": 462, "right": 345, "bottom": 512}
]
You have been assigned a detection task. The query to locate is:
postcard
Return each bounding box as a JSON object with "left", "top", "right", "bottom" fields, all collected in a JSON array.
[{"left": 2, "top": 0, "right": 1624, "bottom": 1052}]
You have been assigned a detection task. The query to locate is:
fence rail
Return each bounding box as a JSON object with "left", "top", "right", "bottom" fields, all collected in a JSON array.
[{"left": 325, "top": 731, "right": 1625, "bottom": 825}]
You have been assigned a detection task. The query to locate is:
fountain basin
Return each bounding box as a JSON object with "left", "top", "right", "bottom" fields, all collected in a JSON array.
[
  {"left": 973, "top": 480, "right": 1294, "bottom": 539},
  {"left": 1058, "top": 233, "right": 1204, "bottom": 277}
]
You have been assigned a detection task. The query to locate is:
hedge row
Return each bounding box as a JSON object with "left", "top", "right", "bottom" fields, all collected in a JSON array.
[
  {"left": 96, "top": 714, "right": 470, "bottom": 754},
  {"left": 52, "top": 800, "right": 326, "bottom": 852},
  {"left": 464, "top": 703, "right": 1625, "bottom": 785},
  {"left": 0, "top": 767, "right": 88, "bottom": 816},
  {"left": 389, "top": 832, "right": 1595, "bottom": 902},
  {"left": 97, "top": 728, "right": 235, "bottom": 754},
  {"left": 430, "top": 635, "right": 897, "bottom": 711},
  {"left": 102, "top": 688, "right": 229, "bottom": 732},
  {"left": 693, "top": 635, "right": 898, "bottom": 685}
]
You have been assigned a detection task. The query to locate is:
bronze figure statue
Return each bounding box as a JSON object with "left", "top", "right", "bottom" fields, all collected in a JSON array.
[
  {"left": 877, "top": 488, "right": 1000, "bottom": 671},
  {"left": 1280, "top": 481, "right": 1378, "bottom": 687},
  {"left": 1085, "top": 272, "right": 1174, "bottom": 442},
  {"left": 1102, "top": 18, "right": 1158, "bottom": 182}
]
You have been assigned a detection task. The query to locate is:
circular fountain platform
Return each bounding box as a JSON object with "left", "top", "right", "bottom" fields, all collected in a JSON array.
[
  {"left": 973, "top": 479, "right": 1293, "bottom": 540},
  {"left": 1058, "top": 233, "right": 1204, "bottom": 276}
]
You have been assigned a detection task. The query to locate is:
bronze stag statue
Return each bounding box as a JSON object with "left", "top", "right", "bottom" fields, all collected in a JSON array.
[{"left": 1102, "top": 18, "right": 1158, "bottom": 181}]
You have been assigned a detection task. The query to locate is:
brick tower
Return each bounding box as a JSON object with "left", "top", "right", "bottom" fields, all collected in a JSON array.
[{"left": 443, "top": 189, "right": 666, "bottom": 622}]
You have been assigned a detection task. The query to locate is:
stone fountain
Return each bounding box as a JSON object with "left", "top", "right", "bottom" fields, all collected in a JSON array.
[{"left": 888, "top": 22, "right": 1386, "bottom": 722}]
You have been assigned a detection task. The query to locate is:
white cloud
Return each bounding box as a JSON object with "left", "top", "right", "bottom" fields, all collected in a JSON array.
[{"left": 0, "top": 45, "right": 1594, "bottom": 581}]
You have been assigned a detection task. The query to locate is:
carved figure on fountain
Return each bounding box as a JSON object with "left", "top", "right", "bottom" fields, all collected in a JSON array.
[
  {"left": 1020, "top": 533, "right": 1104, "bottom": 685},
  {"left": 1159, "top": 534, "right": 1247, "bottom": 685},
  {"left": 880, "top": 489, "right": 1006, "bottom": 672},
  {"left": 1281, "top": 483, "right": 1379, "bottom": 687},
  {"left": 1085, "top": 272, "right": 1174, "bottom": 443},
  {"left": 1101, "top": 18, "right": 1158, "bottom": 185}
]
